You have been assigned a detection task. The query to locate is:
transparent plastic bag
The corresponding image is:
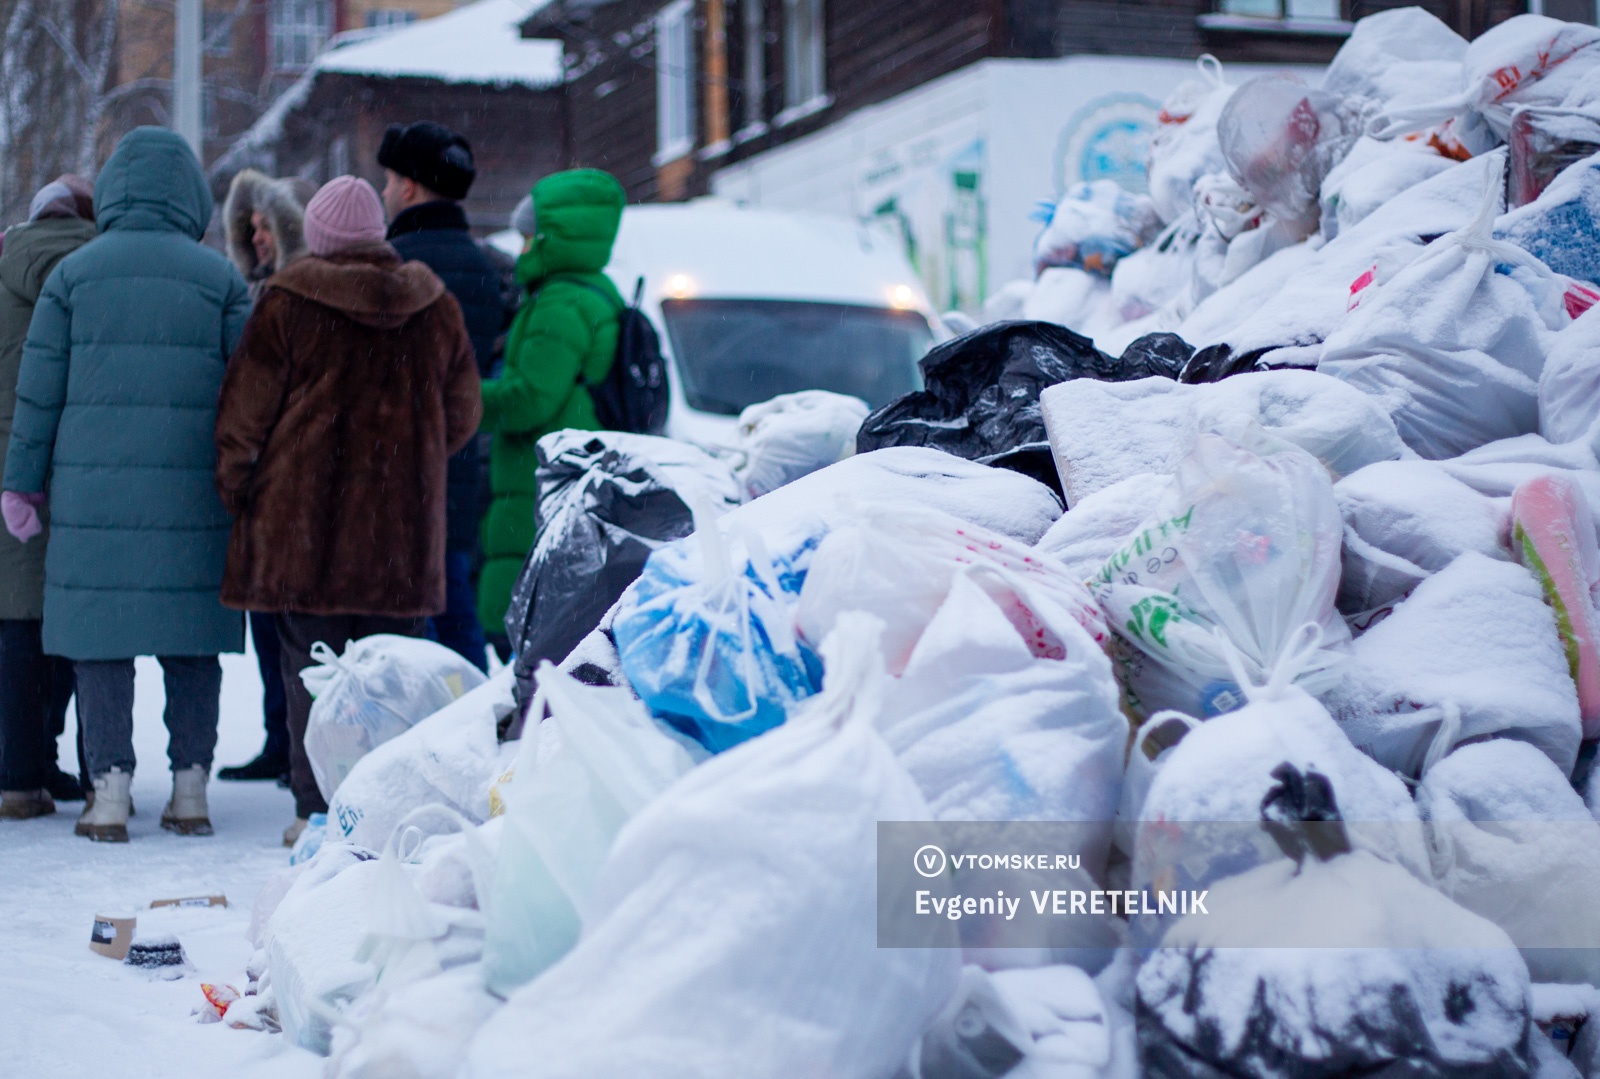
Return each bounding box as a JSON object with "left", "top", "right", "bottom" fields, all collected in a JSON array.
[
  {"left": 727, "top": 390, "right": 870, "bottom": 500},
  {"left": 303, "top": 635, "right": 488, "bottom": 801},
  {"left": 481, "top": 663, "right": 698, "bottom": 997},
  {"left": 1088, "top": 432, "right": 1350, "bottom": 718},
  {"left": 1218, "top": 74, "right": 1362, "bottom": 237}
]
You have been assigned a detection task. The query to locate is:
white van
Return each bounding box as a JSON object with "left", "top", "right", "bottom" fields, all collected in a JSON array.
[{"left": 490, "top": 200, "right": 940, "bottom": 444}]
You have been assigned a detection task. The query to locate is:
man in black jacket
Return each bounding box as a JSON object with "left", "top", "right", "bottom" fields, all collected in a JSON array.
[{"left": 379, "top": 121, "right": 504, "bottom": 671}]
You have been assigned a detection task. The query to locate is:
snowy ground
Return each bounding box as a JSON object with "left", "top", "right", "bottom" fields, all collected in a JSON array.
[{"left": 0, "top": 644, "right": 320, "bottom": 1077}]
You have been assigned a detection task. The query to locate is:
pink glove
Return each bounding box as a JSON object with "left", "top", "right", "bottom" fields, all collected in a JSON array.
[{"left": 2, "top": 491, "right": 44, "bottom": 543}]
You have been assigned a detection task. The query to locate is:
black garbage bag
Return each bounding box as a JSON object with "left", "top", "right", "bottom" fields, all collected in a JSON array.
[
  {"left": 503, "top": 430, "right": 741, "bottom": 687},
  {"left": 1177, "top": 342, "right": 1313, "bottom": 384},
  {"left": 1118, "top": 332, "right": 1193, "bottom": 380},
  {"left": 857, "top": 321, "right": 1160, "bottom": 495},
  {"left": 1137, "top": 763, "right": 1535, "bottom": 1079}
]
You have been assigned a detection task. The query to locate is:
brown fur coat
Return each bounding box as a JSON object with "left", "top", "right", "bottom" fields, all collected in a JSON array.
[{"left": 215, "top": 245, "right": 482, "bottom": 616}]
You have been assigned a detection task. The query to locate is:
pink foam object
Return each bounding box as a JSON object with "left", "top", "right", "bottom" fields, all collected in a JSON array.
[{"left": 1512, "top": 472, "right": 1600, "bottom": 739}]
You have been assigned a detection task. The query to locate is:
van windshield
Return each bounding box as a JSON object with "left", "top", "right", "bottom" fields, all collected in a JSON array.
[{"left": 659, "top": 298, "right": 930, "bottom": 416}]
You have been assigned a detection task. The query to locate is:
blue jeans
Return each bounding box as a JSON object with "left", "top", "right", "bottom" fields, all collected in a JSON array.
[
  {"left": 76, "top": 656, "right": 220, "bottom": 779},
  {"left": 426, "top": 550, "right": 488, "bottom": 673}
]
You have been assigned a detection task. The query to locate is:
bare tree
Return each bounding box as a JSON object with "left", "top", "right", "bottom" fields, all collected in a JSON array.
[{"left": 0, "top": 0, "right": 119, "bottom": 224}]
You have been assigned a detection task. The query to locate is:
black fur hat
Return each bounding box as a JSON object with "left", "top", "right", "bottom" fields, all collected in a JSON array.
[{"left": 377, "top": 121, "right": 476, "bottom": 200}]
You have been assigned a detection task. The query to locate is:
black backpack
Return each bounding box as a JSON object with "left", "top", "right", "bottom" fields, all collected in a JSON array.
[{"left": 564, "top": 275, "right": 670, "bottom": 436}]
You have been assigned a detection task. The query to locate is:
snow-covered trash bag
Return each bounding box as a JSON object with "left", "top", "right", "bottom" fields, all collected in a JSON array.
[
  {"left": 1511, "top": 472, "right": 1600, "bottom": 738},
  {"left": 725, "top": 389, "right": 869, "bottom": 500},
  {"left": 480, "top": 663, "right": 699, "bottom": 997},
  {"left": 1325, "top": 552, "right": 1582, "bottom": 780},
  {"left": 1089, "top": 433, "right": 1350, "bottom": 719},
  {"left": 461, "top": 614, "right": 962, "bottom": 1079},
  {"left": 898, "top": 965, "right": 1120, "bottom": 1079},
  {"left": 326, "top": 966, "right": 499, "bottom": 1079},
  {"left": 727, "top": 445, "right": 1063, "bottom": 546},
  {"left": 325, "top": 668, "right": 516, "bottom": 849},
  {"left": 1499, "top": 146, "right": 1600, "bottom": 289},
  {"left": 1036, "top": 472, "right": 1170, "bottom": 582},
  {"left": 1137, "top": 763, "right": 1536, "bottom": 1079},
  {"left": 612, "top": 507, "right": 821, "bottom": 752},
  {"left": 503, "top": 430, "right": 741, "bottom": 674},
  {"left": 1217, "top": 75, "right": 1362, "bottom": 239},
  {"left": 1022, "top": 267, "right": 1114, "bottom": 339},
  {"left": 1507, "top": 108, "right": 1600, "bottom": 209},
  {"left": 875, "top": 566, "right": 1124, "bottom": 828},
  {"left": 1319, "top": 5, "right": 1467, "bottom": 118},
  {"left": 1032, "top": 180, "right": 1163, "bottom": 278},
  {"left": 1321, "top": 154, "right": 1569, "bottom": 460},
  {"left": 1541, "top": 303, "right": 1600, "bottom": 453},
  {"left": 1129, "top": 674, "right": 1428, "bottom": 949},
  {"left": 303, "top": 635, "right": 488, "bottom": 801},
  {"left": 1368, "top": 13, "right": 1600, "bottom": 153},
  {"left": 1334, "top": 460, "right": 1512, "bottom": 618},
  {"left": 1318, "top": 135, "right": 1459, "bottom": 241},
  {"left": 1418, "top": 740, "right": 1600, "bottom": 987},
  {"left": 796, "top": 501, "right": 1106, "bottom": 676},
  {"left": 1146, "top": 55, "right": 1233, "bottom": 226},
  {"left": 1041, "top": 369, "right": 1405, "bottom": 507},
  {"left": 855, "top": 320, "right": 1128, "bottom": 494}
]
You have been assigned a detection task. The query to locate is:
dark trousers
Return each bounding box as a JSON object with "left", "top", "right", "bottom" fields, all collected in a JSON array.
[
  {"left": 249, "top": 612, "right": 289, "bottom": 761},
  {"left": 277, "top": 612, "right": 426, "bottom": 819},
  {"left": 0, "top": 619, "right": 77, "bottom": 790},
  {"left": 75, "top": 656, "right": 221, "bottom": 779},
  {"left": 425, "top": 550, "right": 488, "bottom": 673}
]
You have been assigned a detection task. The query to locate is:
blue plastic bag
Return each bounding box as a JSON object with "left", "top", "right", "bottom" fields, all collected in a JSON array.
[
  {"left": 1032, "top": 180, "right": 1163, "bottom": 278},
  {"left": 613, "top": 516, "right": 823, "bottom": 753}
]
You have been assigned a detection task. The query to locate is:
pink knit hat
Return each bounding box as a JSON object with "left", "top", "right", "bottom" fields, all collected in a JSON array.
[{"left": 303, "top": 175, "right": 387, "bottom": 256}]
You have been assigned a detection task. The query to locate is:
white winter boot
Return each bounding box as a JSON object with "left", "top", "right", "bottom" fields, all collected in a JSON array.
[
  {"left": 76, "top": 768, "right": 131, "bottom": 842},
  {"left": 161, "top": 764, "right": 212, "bottom": 836}
]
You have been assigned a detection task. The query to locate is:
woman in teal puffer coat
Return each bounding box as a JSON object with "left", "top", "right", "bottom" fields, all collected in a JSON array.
[{"left": 2, "top": 127, "right": 251, "bottom": 842}]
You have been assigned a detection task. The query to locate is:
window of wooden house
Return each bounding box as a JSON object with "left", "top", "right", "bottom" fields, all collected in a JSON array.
[
  {"left": 1530, "top": 0, "right": 1597, "bottom": 22},
  {"left": 655, "top": 0, "right": 697, "bottom": 164},
  {"left": 1214, "top": 0, "right": 1341, "bottom": 21},
  {"left": 270, "top": 0, "right": 332, "bottom": 70},
  {"left": 365, "top": 9, "right": 419, "bottom": 28},
  {"left": 780, "top": 0, "right": 826, "bottom": 122},
  {"left": 734, "top": 0, "right": 768, "bottom": 140}
]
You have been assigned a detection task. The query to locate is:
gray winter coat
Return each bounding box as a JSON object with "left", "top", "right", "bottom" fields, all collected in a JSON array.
[{"left": 3, "top": 127, "right": 250, "bottom": 659}]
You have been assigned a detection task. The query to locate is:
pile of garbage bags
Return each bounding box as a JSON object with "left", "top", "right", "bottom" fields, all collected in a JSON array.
[{"left": 224, "top": 9, "right": 1600, "bottom": 1079}]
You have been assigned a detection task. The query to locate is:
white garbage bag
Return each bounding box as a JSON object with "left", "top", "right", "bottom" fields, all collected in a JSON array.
[
  {"left": 1334, "top": 459, "right": 1512, "bottom": 617},
  {"left": 325, "top": 668, "right": 516, "bottom": 850},
  {"left": 876, "top": 568, "right": 1125, "bottom": 830},
  {"left": 463, "top": 614, "right": 961, "bottom": 1079},
  {"left": 1036, "top": 472, "right": 1169, "bottom": 582},
  {"left": 1325, "top": 552, "right": 1582, "bottom": 779},
  {"left": 1540, "top": 301, "right": 1600, "bottom": 455},
  {"left": 480, "top": 663, "right": 699, "bottom": 997},
  {"left": 726, "top": 390, "right": 870, "bottom": 500},
  {"left": 1146, "top": 56, "right": 1234, "bottom": 226},
  {"left": 1418, "top": 740, "right": 1600, "bottom": 986},
  {"left": 1040, "top": 369, "right": 1404, "bottom": 507},
  {"left": 795, "top": 501, "right": 1106, "bottom": 676},
  {"left": 327, "top": 966, "right": 500, "bottom": 1079},
  {"left": 1321, "top": 153, "right": 1569, "bottom": 460},
  {"left": 303, "top": 635, "right": 488, "bottom": 801},
  {"left": 1088, "top": 433, "right": 1350, "bottom": 719}
]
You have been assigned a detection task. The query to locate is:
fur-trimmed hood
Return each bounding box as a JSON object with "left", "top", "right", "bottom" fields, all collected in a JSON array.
[{"left": 223, "top": 169, "right": 316, "bottom": 282}]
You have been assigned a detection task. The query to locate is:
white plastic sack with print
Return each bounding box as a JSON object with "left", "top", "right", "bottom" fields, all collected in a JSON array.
[
  {"left": 462, "top": 615, "right": 960, "bottom": 1079},
  {"left": 727, "top": 389, "right": 870, "bottom": 500},
  {"left": 1368, "top": 14, "right": 1600, "bottom": 151},
  {"left": 1541, "top": 301, "right": 1600, "bottom": 455},
  {"left": 303, "top": 635, "right": 488, "bottom": 801},
  {"left": 1321, "top": 154, "right": 1568, "bottom": 460},
  {"left": 480, "top": 663, "right": 699, "bottom": 997},
  {"left": 796, "top": 500, "right": 1106, "bottom": 677},
  {"left": 1089, "top": 432, "right": 1349, "bottom": 719},
  {"left": 1146, "top": 56, "right": 1234, "bottom": 226}
]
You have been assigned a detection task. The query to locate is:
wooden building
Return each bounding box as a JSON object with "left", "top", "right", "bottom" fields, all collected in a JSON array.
[
  {"left": 211, "top": 0, "right": 566, "bottom": 233},
  {"left": 522, "top": 0, "right": 1542, "bottom": 203}
]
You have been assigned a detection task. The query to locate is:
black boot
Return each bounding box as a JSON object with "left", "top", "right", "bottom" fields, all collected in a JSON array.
[
  {"left": 218, "top": 751, "right": 290, "bottom": 782},
  {"left": 45, "top": 767, "right": 86, "bottom": 802}
]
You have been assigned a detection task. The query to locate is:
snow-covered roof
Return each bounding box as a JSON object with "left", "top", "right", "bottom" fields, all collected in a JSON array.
[{"left": 316, "top": 0, "right": 563, "bottom": 87}]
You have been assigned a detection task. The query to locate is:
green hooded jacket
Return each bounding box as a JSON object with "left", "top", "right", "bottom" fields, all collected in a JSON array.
[
  {"left": 478, "top": 168, "right": 624, "bottom": 632},
  {"left": 2, "top": 127, "right": 251, "bottom": 660},
  {"left": 0, "top": 215, "right": 96, "bottom": 619}
]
